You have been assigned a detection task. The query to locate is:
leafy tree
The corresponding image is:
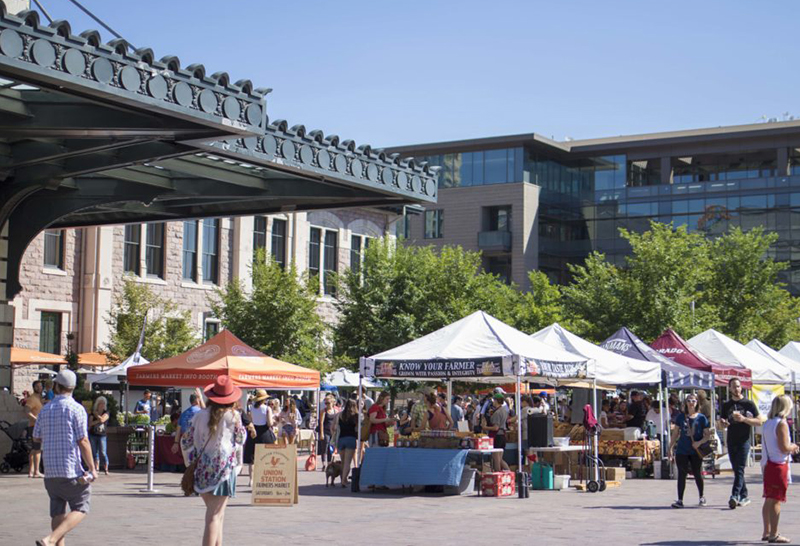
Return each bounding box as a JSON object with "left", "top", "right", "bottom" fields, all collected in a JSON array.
[
  {"left": 333, "top": 239, "right": 521, "bottom": 369},
  {"left": 703, "top": 227, "right": 800, "bottom": 347},
  {"left": 512, "top": 270, "right": 569, "bottom": 334},
  {"left": 105, "top": 279, "right": 197, "bottom": 361},
  {"left": 210, "top": 251, "right": 328, "bottom": 371}
]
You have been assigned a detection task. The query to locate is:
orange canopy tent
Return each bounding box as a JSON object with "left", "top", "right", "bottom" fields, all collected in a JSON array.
[
  {"left": 476, "top": 384, "right": 555, "bottom": 395},
  {"left": 10, "top": 347, "right": 67, "bottom": 366},
  {"left": 127, "top": 330, "right": 320, "bottom": 389},
  {"left": 77, "top": 352, "right": 111, "bottom": 367}
]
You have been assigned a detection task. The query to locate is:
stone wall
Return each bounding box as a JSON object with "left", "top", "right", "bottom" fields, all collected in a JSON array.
[{"left": 0, "top": 391, "right": 27, "bottom": 458}]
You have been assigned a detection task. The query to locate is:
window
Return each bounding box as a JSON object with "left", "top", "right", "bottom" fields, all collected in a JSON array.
[
  {"left": 309, "top": 227, "right": 321, "bottom": 283},
  {"left": 323, "top": 230, "right": 338, "bottom": 296},
  {"left": 202, "top": 218, "right": 220, "bottom": 284},
  {"left": 487, "top": 206, "right": 512, "bottom": 231},
  {"left": 253, "top": 216, "right": 267, "bottom": 258},
  {"left": 350, "top": 235, "right": 373, "bottom": 276},
  {"left": 43, "top": 230, "right": 64, "bottom": 269},
  {"left": 424, "top": 210, "right": 444, "bottom": 239},
  {"left": 123, "top": 225, "right": 141, "bottom": 274},
  {"left": 182, "top": 221, "right": 198, "bottom": 281},
  {"left": 39, "top": 311, "right": 61, "bottom": 355},
  {"left": 486, "top": 256, "right": 512, "bottom": 284},
  {"left": 271, "top": 219, "right": 287, "bottom": 269},
  {"left": 396, "top": 215, "right": 411, "bottom": 239},
  {"left": 203, "top": 314, "right": 220, "bottom": 341},
  {"left": 145, "top": 223, "right": 165, "bottom": 278}
]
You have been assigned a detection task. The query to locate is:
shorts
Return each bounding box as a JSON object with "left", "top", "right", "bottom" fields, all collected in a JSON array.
[
  {"left": 763, "top": 461, "right": 789, "bottom": 503},
  {"left": 337, "top": 436, "right": 357, "bottom": 451},
  {"left": 44, "top": 478, "right": 91, "bottom": 517},
  {"left": 281, "top": 424, "right": 296, "bottom": 437},
  {"left": 27, "top": 426, "right": 41, "bottom": 450},
  {"left": 493, "top": 433, "right": 507, "bottom": 449}
]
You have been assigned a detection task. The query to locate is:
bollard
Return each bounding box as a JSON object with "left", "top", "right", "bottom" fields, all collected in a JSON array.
[{"left": 350, "top": 466, "right": 361, "bottom": 492}]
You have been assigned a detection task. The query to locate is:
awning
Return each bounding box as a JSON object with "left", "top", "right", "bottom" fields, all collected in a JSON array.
[
  {"left": 127, "top": 330, "right": 319, "bottom": 390},
  {"left": 747, "top": 339, "right": 800, "bottom": 386},
  {"left": 688, "top": 330, "right": 790, "bottom": 385},
  {"left": 77, "top": 352, "right": 110, "bottom": 368},
  {"left": 9, "top": 347, "right": 66, "bottom": 366}
]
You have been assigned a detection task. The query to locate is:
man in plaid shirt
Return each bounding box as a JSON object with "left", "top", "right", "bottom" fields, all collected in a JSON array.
[{"left": 33, "top": 369, "right": 97, "bottom": 546}]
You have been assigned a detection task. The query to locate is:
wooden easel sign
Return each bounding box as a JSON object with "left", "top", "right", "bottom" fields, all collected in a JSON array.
[{"left": 251, "top": 443, "right": 299, "bottom": 506}]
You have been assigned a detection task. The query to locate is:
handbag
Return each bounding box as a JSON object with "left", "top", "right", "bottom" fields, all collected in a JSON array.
[
  {"left": 360, "top": 413, "right": 371, "bottom": 440},
  {"left": 692, "top": 420, "right": 716, "bottom": 458},
  {"left": 377, "top": 429, "right": 390, "bottom": 447},
  {"left": 181, "top": 434, "right": 212, "bottom": 497}
]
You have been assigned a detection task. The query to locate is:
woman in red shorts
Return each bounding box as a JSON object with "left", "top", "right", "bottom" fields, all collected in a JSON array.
[{"left": 761, "top": 394, "right": 799, "bottom": 544}]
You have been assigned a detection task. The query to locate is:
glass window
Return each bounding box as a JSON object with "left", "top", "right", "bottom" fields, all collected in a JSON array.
[
  {"left": 487, "top": 206, "right": 512, "bottom": 231},
  {"left": 689, "top": 199, "right": 705, "bottom": 214},
  {"left": 484, "top": 149, "right": 507, "bottom": 184},
  {"left": 472, "top": 151, "right": 485, "bottom": 185},
  {"left": 144, "top": 223, "right": 165, "bottom": 278},
  {"left": 201, "top": 218, "right": 219, "bottom": 284},
  {"left": 459, "top": 152, "right": 473, "bottom": 187},
  {"left": 123, "top": 225, "right": 141, "bottom": 275},
  {"left": 203, "top": 316, "right": 220, "bottom": 342},
  {"left": 323, "top": 230, "right": 338, "bottom": 296},
  {"left": 350, "top": 235, "right": 362, "bottom": 276},
  {"left": 741, "top": 194, "right": 768, "bottom": 209},
  {"left": 627, "top": 203, "right": 654, "bottom": 216},
  {"left": 271, "top": 219, "right": 286, "bottom": 269},
  {"left": 441, "top": 154, "right": 456, "bottom": 188},
  {"left": 182, "top": 221, "right": 198, "bottom": 282},
  {"left": 253, "top": 216, "right": 267, "bottom": 257},
  {"left": 39, "top": 311, "right": 61, "bottom": 355},
  {"left": 424, "top": 210, "right": 444, "bottom": 239},
  {"left": 309, "top": 227, "right": 321, "bottom": 282},
  {"left": 43, "top": 230, "right": 64, "bottom": 269}
]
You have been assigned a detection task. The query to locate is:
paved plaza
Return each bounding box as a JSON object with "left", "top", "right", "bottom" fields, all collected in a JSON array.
[{"left": 3, "top": 465, "right": 799, "bottom": 545}]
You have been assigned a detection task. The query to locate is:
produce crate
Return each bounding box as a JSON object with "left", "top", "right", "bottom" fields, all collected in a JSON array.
[
  {"left": 472, "top": 437, "right": 494, "bottom": 450},
  {"left": 480, "top": 471, "right": 515, "bottom": 497}
]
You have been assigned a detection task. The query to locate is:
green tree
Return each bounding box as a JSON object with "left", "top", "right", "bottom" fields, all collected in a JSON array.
[
  {"left": 333, "top": 239, "right": 521, "bottom": 369},
  {"left": 105, "top": 279, "right": 197, "bottom": 361},
  {"left": 703, "top": 227, "right": 800, "bottom": 347},
  {"left": 210, "top": 251, "right": 328, "bottom": 371},
  {"left": 512, "top": 270, "right": 568, "bottom": 334}
]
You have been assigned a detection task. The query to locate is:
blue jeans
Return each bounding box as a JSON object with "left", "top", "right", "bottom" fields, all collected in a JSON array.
[
  {"left": 728, "top": 441, "right": 750, "bottom": 501},
  {"left": 90, "top": 434, "right": 108, "bottom": 469}
]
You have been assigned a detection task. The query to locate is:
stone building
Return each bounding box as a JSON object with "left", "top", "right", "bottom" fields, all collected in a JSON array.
[{"left": 9, "top": 208, "right": 396, "bottom": 394}]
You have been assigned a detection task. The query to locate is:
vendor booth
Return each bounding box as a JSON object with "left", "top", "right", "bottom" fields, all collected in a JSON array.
[
  {"left": 689, "top": 330, "right": 790, "bottom": 385},
  {"left": 651, "top": 329, "right": 752, "bottom": 388},
  {"left": 358, "top": 311, "right": 590, "bottom": 496},
  {"left": 126, "top": 329, "right": 320, "bottom": 492}
]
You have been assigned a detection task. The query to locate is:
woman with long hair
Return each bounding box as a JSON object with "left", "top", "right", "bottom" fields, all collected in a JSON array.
[
  {"left": 278, "top": 398, "right": 302, "bottom": 445},
  {"left": 334, "top": 399, "right": 359, "bottom": 487},
  {"left": 367, "top": 391, "right": 392, "bottom": 447},
  {"left": 422, "top": 392, "right": 453, "bottom": 431},
  {"left": 318, "top": 396, "right": 337, "bottom": 471},
  {"left": 181, "top": 376, "right": 245, "bottom": 546},
  {"left": 761, "top": 395, "right": 799, "bottom": 543},
  {"left": 244, "top": 389, "right": 276, "bottom": 484},
  {"left": 88, "top": 396, "right": 110, "bottom": 475},
  {"left": 669, "top": 394, "right": 709, "bottom": 508}
]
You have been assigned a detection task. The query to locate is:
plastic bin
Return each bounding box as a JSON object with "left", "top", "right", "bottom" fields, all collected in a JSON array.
[
  {"left": 531, "top": 462, "right": 554, "bottom": 490},
  {"left": 553, "top": 474, "right": 570, "bottom": 490}
]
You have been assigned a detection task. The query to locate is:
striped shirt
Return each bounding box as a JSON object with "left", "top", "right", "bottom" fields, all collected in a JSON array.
[{"left": 33, "top": 394, "right": 87, "bottom": 478}]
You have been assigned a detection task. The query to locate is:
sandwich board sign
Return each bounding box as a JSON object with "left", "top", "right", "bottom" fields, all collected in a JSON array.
[{"left": 252, "top": 443, "right": 298, "bottom": 506}]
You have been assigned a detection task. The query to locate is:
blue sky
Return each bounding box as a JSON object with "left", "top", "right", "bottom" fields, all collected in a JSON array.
[{"left": 29, "top": 1, "right": 800, "bottom": 147}]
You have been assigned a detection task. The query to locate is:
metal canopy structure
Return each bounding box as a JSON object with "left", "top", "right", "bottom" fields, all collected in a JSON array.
[{"left": 0, "top": 2, "right": 438, "bottom": 300}]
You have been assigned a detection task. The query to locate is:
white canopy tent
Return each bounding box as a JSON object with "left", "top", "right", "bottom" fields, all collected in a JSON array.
[
  {"left": 689, "top": 330, "right": 790, "bottom": 385},
  {"left": 746, "top": 340, "right": 800, "bottom": 386},
  {"left": 87, "top": 353, "right": 151, "bottom": 387},
  {"left": 360, "top": 311, "right": 592, "bottom": 485},
  {"left": 324, "top": 367, "right": 384, "bottom": 389},
  {"left": 529, "top": 323, "right": 662, "bottom": 386},
  {"left": 779, "top": 342, "right": 800, "bottom": 369}
]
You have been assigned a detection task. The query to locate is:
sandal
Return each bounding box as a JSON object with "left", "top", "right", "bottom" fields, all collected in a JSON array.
[{"left": 769, "top": 535, "right": 791, "bottom": 544}]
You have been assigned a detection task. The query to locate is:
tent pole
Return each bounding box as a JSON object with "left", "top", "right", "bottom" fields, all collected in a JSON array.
[
  {"left": 356, "top": 374, "right": 363, "bottom": 468},
  {"left": 139, "top": 424, "right": 158, "bottom": 493},
  {"left": 446, "top": 380, "right": 453, "bottom": 425},
  {"left": 315, "top": 387, "right": 321, "bottom": 471},
  {"left": 659, "top": 383, "right": 666, "bottom": 460},
  {"left": 592, "top": 379, "right": 599, "bottom": 483},
  {"left": 516, "top": 372, "right": 522, "bottom": 473}
]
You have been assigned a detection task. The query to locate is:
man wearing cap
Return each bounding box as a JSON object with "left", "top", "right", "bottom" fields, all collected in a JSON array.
[
  {"left": 172, "top": 388, "right": 206, "bottom": 460},
  {"left": 33, "top": 370, "right": 97, "bottom": 546}
]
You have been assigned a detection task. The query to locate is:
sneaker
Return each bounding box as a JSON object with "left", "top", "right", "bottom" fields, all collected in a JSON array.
[
  {"left": 699, "top": 497, "right": 707, "bottom": 507},
  {"left": 729, "top": 497, "right": 738, "bottom": 509},
  {"left": 738, "top": 497, "right": 751, "bottom": 507},
  {"left": 671, "top": 500, "right": 684, "bottom": 508}
]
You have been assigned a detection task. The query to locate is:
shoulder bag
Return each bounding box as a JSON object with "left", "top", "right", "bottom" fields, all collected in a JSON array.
[{"left": 181, "top": 433, "right": 213, "bottom": 496}]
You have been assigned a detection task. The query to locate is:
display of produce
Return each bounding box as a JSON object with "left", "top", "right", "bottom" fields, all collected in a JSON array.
[
  {"left": 393, "top": 432, "right": 494, "bottom": 450},
  {"left": 480, "top": 471, "right": 515, "bottom": 497}
]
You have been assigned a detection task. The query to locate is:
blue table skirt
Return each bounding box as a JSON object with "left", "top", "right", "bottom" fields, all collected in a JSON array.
[{"left": 359, "top": 448, "right": 469, "bottom": 488}]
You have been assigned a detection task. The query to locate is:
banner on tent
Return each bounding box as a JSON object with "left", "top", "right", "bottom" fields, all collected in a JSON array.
[
  {"left": 749, "top": 384, "right": 785, "bottom": 416},
  {"left": 527, "top": 359, "right": 588, "bottom": 379},
  {"left": 365, "top": 357, "right": 507, "bottom": 379}
]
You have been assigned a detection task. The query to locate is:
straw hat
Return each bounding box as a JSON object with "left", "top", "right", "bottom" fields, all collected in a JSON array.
[
  {"left": 253, "top": 389, "right": 269, "bottom": 403},
  {"left": 203, "top": 376, "right": 242, "bottom": 405}
]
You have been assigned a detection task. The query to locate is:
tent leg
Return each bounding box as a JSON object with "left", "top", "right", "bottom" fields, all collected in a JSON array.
[
  {"left": 315, "top": 387, "right": 321, "bottom": 471},
  {"left": 446, "top": 380, "right": 452, "bottom": 424},
  {"left": 139, "top": 425, "right": 158, "bottom": 493},
  {"left": 356, "top": 376, "right": 363, "bottom": 467},
  {"left": 592, "top": 379, "right": 599, "bottom": 484},
  {"left": 516, "top": 374, "right": 522, "bottom": 472},
  {"left": 659, "top": 384, "right": 666, "bottom": 460}
]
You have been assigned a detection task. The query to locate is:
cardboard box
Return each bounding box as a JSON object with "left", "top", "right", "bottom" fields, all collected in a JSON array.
[
  {"left": 481, "top": 471, "right": 516, "bottom": 497},
  {"left": 473, "top": 437, "right": 494, "bottom": 450},
  {"left": 605, "top": 467, "right": 626, "bottom": 482}
]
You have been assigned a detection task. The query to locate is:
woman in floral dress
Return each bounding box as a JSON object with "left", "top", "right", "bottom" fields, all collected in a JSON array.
[{"left": 182, "top": 376, "right": 245, "bottom": 546}]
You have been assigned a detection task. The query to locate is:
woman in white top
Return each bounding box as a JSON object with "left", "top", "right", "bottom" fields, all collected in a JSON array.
[
  {"left": 761, "top": 395, "right": 799, "bottom": 544},
  {"left": 244, "top": 389, "right": 276, "bottom": 484},
  {"left": 645, "top": 402, "right": 667, "bottom": 440},
  {"left": 278, "top": 398, "right": 302, "bottom": 444}
]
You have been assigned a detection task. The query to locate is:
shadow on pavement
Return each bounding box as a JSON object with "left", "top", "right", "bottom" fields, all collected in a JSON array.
[{"left": 641, "top": 542, "right": 761, "bottom": 546}]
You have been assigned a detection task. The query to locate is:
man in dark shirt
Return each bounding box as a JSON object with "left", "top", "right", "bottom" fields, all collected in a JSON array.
[
  {"left": 626, "top": 391, "right": 646, "bottom": 429},
  {"left": 719, "top": 378, "right": 764, "bottom": 509}
]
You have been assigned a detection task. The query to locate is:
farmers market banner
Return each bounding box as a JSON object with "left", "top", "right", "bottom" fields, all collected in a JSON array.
[
  {"left": 749, "top": 384, "right": 785, "bottom": 416},
  {"left": 526, "top": 358, "right": 588, "bottom": 379},
  {"left": 365, "top": 357, "right": 508, "bottom": 379}
]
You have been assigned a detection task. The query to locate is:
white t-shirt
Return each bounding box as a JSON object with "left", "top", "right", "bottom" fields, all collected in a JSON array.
[
  {"left": 251, "top": 404, "right": 269, "bottom": 426},
  {"left": 645, "top": 408, "right": 665, "bottom": 435},
  {"left": 599, "top": 410, "right": 609, "bottom": 428}
]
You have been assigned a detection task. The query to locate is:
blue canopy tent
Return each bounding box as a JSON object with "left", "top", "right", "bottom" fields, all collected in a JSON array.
[{"left": 601, "top": 327, "right": 714, "bottom": 389}]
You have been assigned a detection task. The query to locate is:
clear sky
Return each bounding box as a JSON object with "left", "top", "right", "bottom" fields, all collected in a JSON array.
[{"left": 29, "top": 0, "right": 800, "bottom": 147}]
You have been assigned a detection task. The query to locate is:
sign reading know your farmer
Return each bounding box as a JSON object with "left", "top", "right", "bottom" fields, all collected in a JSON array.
[
  {"left": 372, "top": 358, "right": 504, "bottom": 379},
  {"left": 252, "top": 443, "right": 298, "bottom": 506}
]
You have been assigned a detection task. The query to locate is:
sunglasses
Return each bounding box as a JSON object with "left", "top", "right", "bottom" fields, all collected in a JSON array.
[{"left": 686, "top": 398, "right": 698, "bottom": 403}]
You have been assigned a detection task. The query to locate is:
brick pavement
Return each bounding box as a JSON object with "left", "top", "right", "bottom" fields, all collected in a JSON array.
[{"left": 2, "top": 466, "right": 798, "bottom": 545}]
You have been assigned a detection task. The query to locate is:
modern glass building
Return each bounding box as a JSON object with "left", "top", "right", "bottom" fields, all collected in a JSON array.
[{"left": 388, "top": 121, "right": 800, "bottom": 293}]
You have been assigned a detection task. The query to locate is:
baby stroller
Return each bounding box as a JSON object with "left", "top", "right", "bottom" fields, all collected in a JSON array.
[
  {"left": 581, "top": 404, "right": 606, "bottom": 493},
  {"left": 0, "top": 420, "right": 30, "bottom": 473}
]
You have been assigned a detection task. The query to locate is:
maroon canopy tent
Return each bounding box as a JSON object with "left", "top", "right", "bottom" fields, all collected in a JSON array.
[{"left": 650, "top": 328, "right": 752, "bottom": 388}]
